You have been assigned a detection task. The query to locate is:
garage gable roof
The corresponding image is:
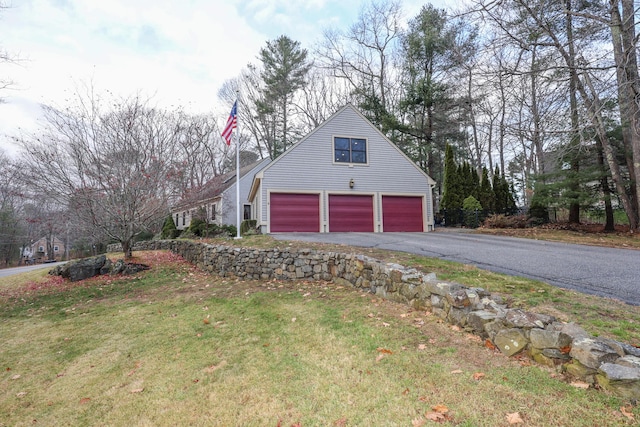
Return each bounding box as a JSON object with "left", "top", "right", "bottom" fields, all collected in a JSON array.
[{"left": 251, "top": 103, "right": 436, "bottom": 191}]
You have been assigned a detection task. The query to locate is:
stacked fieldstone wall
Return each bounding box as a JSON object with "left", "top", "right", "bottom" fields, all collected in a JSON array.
[{"left": 109, "top": 239, "right": 640, "bottom": 399}]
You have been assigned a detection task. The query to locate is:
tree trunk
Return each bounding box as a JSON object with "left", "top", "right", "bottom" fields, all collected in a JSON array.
[
  {"left": 597, "top": 140, "right": 616, "bottom": 231},
  {"left": 567, "top": 0, "right": 581, "bottom": 224},
  {"left": 122, "top": 240, "right": 133, "bottom": 260},
  {"left": 581, "top": 70, "right": 638, "bottom": 231},
  {"left": 610, "top": 0, "right": 640, "bottom": 230}
]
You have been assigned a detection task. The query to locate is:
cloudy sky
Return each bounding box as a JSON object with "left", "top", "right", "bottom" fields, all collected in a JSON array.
[{"left": 0, "top": 0, "right": 459, "bottom": 155}]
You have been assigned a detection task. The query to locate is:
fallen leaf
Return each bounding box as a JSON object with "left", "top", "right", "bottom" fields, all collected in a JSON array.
[
  {"left": 560, "top": 345, "right": 571, "bottom": 354},
  {"left": 382, "top": 322, "right": 390, "bottom": 327},
  {"left": 484, "top": 339, "right": 496, "bottom": 350},
  {"left": 291, "top": 317, "right": 297, "bottom": 322},
  {"left": 432, "top": 404, "right": 449, "bottom": 413},
  {"left": 402, "top": 388, "right": 410, "bottom": 395},
  {"left": 569, "top": 381, "right": 590, "bottom": 389},
  {"left": 412, "top": 417, "right": 425, "bottom": 426},
  {"left": 450, "top": 325, "right": 461, "bottom": 332},
  {"left": 203, "top": 360, "right": 227, "bottom": 373},
  {"left": 377, "top": 348, "right": 393, "bottom": 354},
  {"left": 130, "top": 388, "right": 144, "bottom": 393},
  {"left": 465, "top": 333, "right": 481, "bottom": 342},
  {"left": 450, "top": 369, "right": 463, "bottom": 374},
  {"left": 418, "top": 344, "right": 427, "bottom": 350},
  {"left": 333, "top": 417, "right": 347, "bottom": 426},
  {"left": 506, "top": 412, "right": 524, "bottom": 424},
  {"left": 375, "top": 354, "right": 385, "bottom": 363},
  {"left": 16, "top": 391, "right": 27, "bottom": 398},
  {"left": 418, "top": 396, "right": 429, "bottom": 402},
  {"left": 424, "top": 412, "right": 445, "bottom": 422},
  {"left": 79, "top": 397, "right": 91, "bottom": 404},
  {"left": 472, "top": 372, "right": 486, "bottom": 380},
  {"left": 203, "top": 318, "right": 210, "bottom": 324},
  {"left": 428, "top": 338, "right": 437, "bottom": 344},
  {"left": 11, "top": 374, "right": 21, "bottom": 380},
  {"left": 620, "top": 406, "right": 635, "bottom": 421}
]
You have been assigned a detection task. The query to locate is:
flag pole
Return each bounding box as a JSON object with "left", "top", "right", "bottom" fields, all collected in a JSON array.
[{"left": 235, "top": 93, "right": 242, "bottom": 240}]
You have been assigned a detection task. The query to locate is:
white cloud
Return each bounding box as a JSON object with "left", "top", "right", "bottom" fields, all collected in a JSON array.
[{"left": 0, "top": 0, "right": 463, "bottom": 155}]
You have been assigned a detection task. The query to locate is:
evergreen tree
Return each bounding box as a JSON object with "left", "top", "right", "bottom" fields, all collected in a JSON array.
[
  {"left": 161, "top": 215, "right": 180, "bottom": 239},
  {"left": 529, "top": 180, "right": 550, "bottom": 224},
  {"left": 462, "top": 195, "right": 483, "bottom": 228},
  {"left": 441, "top": 144, "right": 463, "bottom": 210},
  {"left": 471, "top": 166, "right": 480, "bottom": 199},
  {"left": 258, "top": 35, "right": 311, "bottom": 159},
  {"left": 493, "top": 166, "right": 507, "bottom": 213},
  {"left": 396, "top": 4, "right": 459, "bottom": 177},
  {"left": 460, "top": 162, "right": 475, "bottom": 200},
  {"left": 506, "top": 181, "right": 518, "bottom": 212},
  {"left": 478, "top": 166, "right": 494, "bottom": 211}
]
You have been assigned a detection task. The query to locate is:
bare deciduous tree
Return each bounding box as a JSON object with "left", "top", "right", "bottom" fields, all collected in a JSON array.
[
  {"left": 17, "top": 87, "right": 179, "bottom": 258},
  {"left": 316, "top": 0, "right": 403, "bottom": 128}
]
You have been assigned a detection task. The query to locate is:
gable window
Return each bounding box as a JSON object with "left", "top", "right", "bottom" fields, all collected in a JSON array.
[{"left": 334, "top": 137, "right": 367, "bottom": 164}]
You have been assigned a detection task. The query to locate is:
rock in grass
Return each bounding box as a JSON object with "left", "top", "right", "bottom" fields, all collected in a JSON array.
[
  {"left": 597, "top": 363, "right": 640, "bottom": 400},
  {"left": 494, "top": 329, "right": 528, "bottom": 357},
  {"left": 570, "top": 338, "right": 619, "bottom": 369}
]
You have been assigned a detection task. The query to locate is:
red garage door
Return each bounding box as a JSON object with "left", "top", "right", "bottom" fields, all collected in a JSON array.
[
  {"left": 270, "top": 193, "right": 320, "bottom": 232},
  {"left": 329, "top": 194, "right": 374, "bottom": 232},
  {"left": 382, "top": 196, "right": 423, "bottom": 232}
]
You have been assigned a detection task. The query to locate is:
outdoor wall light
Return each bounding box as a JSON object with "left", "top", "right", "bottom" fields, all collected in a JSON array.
[{"left": 349, "top": 178, "right": 355, "bottom": 188}]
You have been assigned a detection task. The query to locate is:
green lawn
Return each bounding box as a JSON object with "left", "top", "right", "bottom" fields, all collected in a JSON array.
[{"left": 1, "top": 250, "right": 638, "bottom": 426}]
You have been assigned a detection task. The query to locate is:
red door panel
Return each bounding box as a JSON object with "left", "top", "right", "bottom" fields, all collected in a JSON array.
[
  {"left": 329, "top": 194, "right": 374, "bottom": 232},
  {"left": 270, "top": 193, "right": 320, "bottom": 232},
  {"left": 382, "top": 196, "right": 423, "bottom": 232}
]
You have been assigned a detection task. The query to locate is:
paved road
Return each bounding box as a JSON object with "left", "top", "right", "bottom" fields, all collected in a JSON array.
[
  {"left": 0, "top": 262, "right": 67, "bottom": 279},
  {"left": 272, "top": 231, "right": 640, "bottom": 305}
]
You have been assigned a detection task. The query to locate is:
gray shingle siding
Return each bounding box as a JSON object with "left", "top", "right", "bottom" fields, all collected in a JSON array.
[
  {"left": 254, "top": 104, "right": 435, "bottom": 232},
  {"left": 222, "top": 158, "right": 271, "bottom": 226}
]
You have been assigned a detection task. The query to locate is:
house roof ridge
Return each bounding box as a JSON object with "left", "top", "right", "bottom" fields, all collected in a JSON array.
[{"left": 173, "top": 158, "right": 269, "bottom": 210}]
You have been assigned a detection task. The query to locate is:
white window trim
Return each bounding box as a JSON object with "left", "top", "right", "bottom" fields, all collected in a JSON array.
[{"left": 332, "top": 135, "right": 369, "bottom": 166}]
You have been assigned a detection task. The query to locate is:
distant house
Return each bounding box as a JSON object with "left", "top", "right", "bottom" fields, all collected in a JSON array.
[
  {"left": 248, "top": 104, "right": 436, "bottom": 233},
  {"left": 171, "top": 158, "right": 271, "bottom": 231},
  {"left": 21, "top": 236, "right": 66, "bottom": 263}
]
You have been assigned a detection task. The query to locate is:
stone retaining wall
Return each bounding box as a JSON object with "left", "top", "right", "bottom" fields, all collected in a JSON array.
[{"left": 109, "top": 239, "right": 640, "bottom": 399}]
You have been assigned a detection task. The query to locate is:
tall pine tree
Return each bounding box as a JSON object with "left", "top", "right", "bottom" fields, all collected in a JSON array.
[{"left": 258, "top": 35, "right": 311, "bottom": 159}]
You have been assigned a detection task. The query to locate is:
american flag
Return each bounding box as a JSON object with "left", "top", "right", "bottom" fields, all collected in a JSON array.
[{"left": 221, "top": 101, "right": 237, "bottom": 146}]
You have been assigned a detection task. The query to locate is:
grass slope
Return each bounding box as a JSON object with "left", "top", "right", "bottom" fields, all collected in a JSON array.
[{"left": 1, "top": 250, "right": 638, "bottom": 426}]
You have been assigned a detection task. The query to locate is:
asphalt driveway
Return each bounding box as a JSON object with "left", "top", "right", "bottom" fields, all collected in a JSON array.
[
  {"left": 272, "top": 230, "right": 640, "bottom": 306},
  {"left": 0, "top": 261, "right": 66, "bottom": 279}
]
